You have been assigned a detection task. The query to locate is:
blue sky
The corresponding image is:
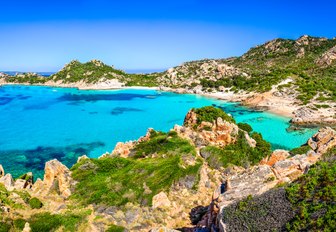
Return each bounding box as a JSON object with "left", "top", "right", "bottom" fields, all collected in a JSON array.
[{"left": 0, "top": 0, "right": 335, "bottom": 71}]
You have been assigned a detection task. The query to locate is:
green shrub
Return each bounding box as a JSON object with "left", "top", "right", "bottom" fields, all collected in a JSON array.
[
  {"left": 192, "top": 106, "right": 235, "bottom": 126},
  {"left": 201, "top": 131, "right": 271, "bottom": 169},
  {"left": 237, "top": 122, "right": 253, "bottom": 133},
  {"left": 13, "top": 219, "right": 26, "bottom": 230},
  {"left": 106, "top": 224, "right": 125, "bottom": 232},
  {"left": 285, "top": 158, "right": 336, "bottom": 231},
  {"left": 289, "top": 145, "right": 311, "bottom": 155},
  {"left": 133, "top": 130, "right": 196, "bottom": 158},
  {"left": 0, "top": 222, "right": 10, "bottom": 232},
  {"left": 29, "top": 197, "right": 43, "bottom": 209},
  {"left": 29, "top": 212, "right": 88, "bottom": 232}
]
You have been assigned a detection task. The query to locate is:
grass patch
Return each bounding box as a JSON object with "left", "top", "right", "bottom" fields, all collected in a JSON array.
[
  {"left": 71, "top": 155, "right": 202, "bottom": 207},
  {"left": 237, "top": 122, "right": 253, "bottom": 133},
  {"left": 201, "top": 131, "right": 271, "bottom": 169},
  {"left": 132, "top": 130, "right": 196, "bottom": 158},
  {"left": 29, "top": 211, "right": 90, "bottom": 232},
  {"left": 106, "top": 224, "right": 126, "bottom": 232}
]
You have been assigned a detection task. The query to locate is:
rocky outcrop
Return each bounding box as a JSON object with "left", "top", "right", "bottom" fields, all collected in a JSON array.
[
  {"left": 174, "top": 110, "right": 240, "bottom": 148},
  {"left": 32, "top": 159, "right": 74, "bottom": 198},
  {"left": 0, "top": 167, "right": 34, "bottom": 191},
  {"left": 22, "top": 223, "right": 31, "bottom": 232},
  {"left": 291, "top": 107, "right": 336, "bottom": 125},
  {"left": 0, "top": 174, "right": 14, "bottom": 191},
  {"left": 260, "top": 149, "right": 290, "bottom": 166},
  {"left": 14, "top": 172, "right": 34, "bottom": 190},
  {"left": 201, "top": 127, "right": 336, "bottom": 231},
  {"left": 316, "top": 45, "right": 336, "bottom": 66},
  {"left": 111, "top": 141, "right": 135, "bottom": 157},
  {"left": 110, "top": 129, "right": 153, "bottom": 157},
  {"left": 77, "top": 155, "right": 89, "bottom": 163},
  {"left": 308, "top": 127, "right": 336, "bottom": 154},
  {"left": 152, "top": 192, "right": 171, "bottom": 209},
  {"left": 158, "top": 59, "right": 248, "bottom": 88}
]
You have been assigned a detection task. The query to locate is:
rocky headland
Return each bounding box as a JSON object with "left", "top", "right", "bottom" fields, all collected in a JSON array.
[{"left": 1, "top": 106, "right": 335, "bottom": 231}]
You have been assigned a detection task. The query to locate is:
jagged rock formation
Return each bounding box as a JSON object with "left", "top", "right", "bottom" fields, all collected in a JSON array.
[
  {"left": 308, "top": 126, "right": 336, "bottom": 153},
  {"left": 316, "top": 45, "right": 336, "bottom": 66},
  {"left": 199, "top": 127, "right": 336, "bottom": 231},
  {"left": 110, "top": 128, "right": 153, "bottom": 157},
  {"left": 175, "top": 110, "right": 240, "bottom": 148},
  {"left": 32, "top": 159, "right": 74, "bottom": 198},
  {"left": 0, "top": 173, "right": 14, "bottom": 191}
]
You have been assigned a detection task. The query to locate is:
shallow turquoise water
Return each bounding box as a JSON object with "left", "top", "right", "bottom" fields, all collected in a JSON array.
[{"left": 0, "top": 85, "right": 317, "bottom": 178}]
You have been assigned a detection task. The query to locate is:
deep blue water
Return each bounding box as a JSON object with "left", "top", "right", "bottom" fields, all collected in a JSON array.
[{"left": 0, "top": 85, "right": 317, "bottom": 178}]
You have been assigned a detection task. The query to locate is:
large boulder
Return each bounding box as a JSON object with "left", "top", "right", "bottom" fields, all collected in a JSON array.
[
  {"left": 0, "top": 174, "right": 14, "bottom": 191},
  {"left": 260, "top": 149, "right": 290, "bottom": 166},
  {"left": 152, "top": 192, "right": 171, "bottom": 209},
  {"left": 14, "top": 172, "right": 34, "bottom": 190},
  {"left": 32, "top": 159, "right": 74, "bottom": 198},
  {"left": 308, "top": 127, "right": 336, "bottom": 154}
]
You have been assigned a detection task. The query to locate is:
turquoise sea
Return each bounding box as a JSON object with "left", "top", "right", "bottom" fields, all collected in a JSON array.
[{"left": 0, "top": 85, "right": 317, "bottom": 178}]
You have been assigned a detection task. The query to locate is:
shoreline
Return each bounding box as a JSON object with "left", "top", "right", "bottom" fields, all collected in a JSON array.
[
  {"left": 0, "top": 81, "right": 292, "bottom": 118},
  {"left": 1, "top": 81, "right": 335, "bottom": 125}
]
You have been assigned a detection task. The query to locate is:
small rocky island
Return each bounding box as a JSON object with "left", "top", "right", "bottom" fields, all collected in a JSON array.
[{"left": 1, "top": 106, "right": 335, "bottom": 231}]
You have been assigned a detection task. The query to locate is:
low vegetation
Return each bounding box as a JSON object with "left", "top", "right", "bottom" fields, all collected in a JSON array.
[
  {"left": 71, "top": 131, "right": 201, "bottom": 207},
  {"left": 285, "top": 152, "right": 336, "bottom": 231},
  {"left": 192, "top": 106, "right": 235, "bottom": 126},
  {"left": 201, "top": 131, "right": 271, "bottom": 169},
  {"left": 289, "top": 144, "right": 311, "bottom": 155},
  {"left": 29, "top": 197, "right": 43, "bottom": 209},
  {"left": 222, "top": 189, "right": 295, "bottom": 231},
  {"left": 132, "top": 130, "right": 196, "bottom": 158},
  {"left": 222, "top": 147, "right": 336, "bottom": 231}
]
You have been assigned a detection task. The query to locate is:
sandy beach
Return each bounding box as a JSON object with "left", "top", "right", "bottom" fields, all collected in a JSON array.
[{"left": 1, "top": 79, "right": 335, "bottom": 125}]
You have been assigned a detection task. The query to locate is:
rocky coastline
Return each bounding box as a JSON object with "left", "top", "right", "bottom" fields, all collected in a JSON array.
[
  {"left": 1, "top": 106, "right": 335, "bottom": 231},
  {"left": 1, "top": 78, "right": 334, "bottom": 127}
]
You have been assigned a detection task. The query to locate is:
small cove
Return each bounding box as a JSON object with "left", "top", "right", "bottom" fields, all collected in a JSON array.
[{"left": 0, "top": 85, "right": 318, "bottom": 178}]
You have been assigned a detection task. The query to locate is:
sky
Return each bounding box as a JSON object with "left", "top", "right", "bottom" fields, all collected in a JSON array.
[{"left": 0, "top": 0, "right": 335, "bottom": 72}]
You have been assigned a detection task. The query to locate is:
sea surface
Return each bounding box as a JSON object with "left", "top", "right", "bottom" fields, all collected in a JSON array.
[{"left": 0, "top": 85, "right": 317, "bottom": 178}]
